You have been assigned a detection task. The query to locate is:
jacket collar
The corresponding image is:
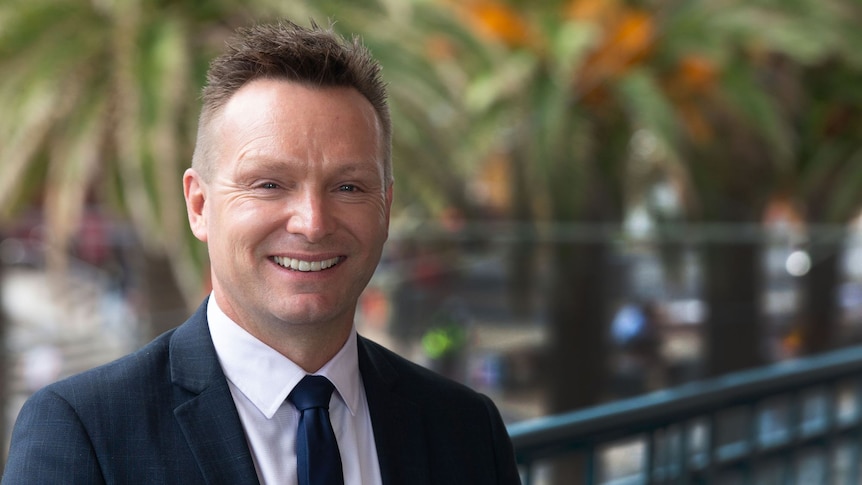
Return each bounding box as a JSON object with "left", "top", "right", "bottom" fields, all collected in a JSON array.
[
  {"left": 358, "top": 337, "right": 431, "bottom": 485},
  {"left": 169, "top": 300, "right": 261, "bottom": 485}
]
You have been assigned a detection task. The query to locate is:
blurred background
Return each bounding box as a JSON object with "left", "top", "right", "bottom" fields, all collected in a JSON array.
[{"left": 2, "top": 0, "right": 862, "bottom": 477}]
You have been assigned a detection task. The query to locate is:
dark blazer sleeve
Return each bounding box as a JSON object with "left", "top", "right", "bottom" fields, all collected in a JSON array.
[{"left": 3, "top": 388, "right": 106, "bottom": 485}]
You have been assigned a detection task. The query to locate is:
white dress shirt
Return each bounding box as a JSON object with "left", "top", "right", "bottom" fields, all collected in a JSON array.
[{"left": 207, "top": 295, "right": 383, "bottom": 485}]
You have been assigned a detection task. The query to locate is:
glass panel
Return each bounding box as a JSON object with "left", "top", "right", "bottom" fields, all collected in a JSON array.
[
  {"left": 597, "top": 436, "right": 645, "bottom": 484},
  {"left": 795, "top": 448, "right": 827, "bottom": 485},
  {"left": 800, "top": 388, "right": 829, "bottom": 437},
  {"left": 715, "top": 407, "right": 752, "bottom": 461},
  {"left": 835, "top": 379, "right": 861, "bottom": 427},
  {"left": 757, "top": 396, "right": 791, "bottom": 448},
  {"left": 528, "top": 450, "right": 584, "bottom": 485},
  {"left": 687, "top": 418, "right": 710, "bottom": 469},
  {"left": 753, "top": 460, "right": 788, "bottom": 485},
  {"left": 715, "top": 469, "right": 745, "bottom": 485},
  {"left": 830, "top": 440, "right": 859, "bottom": 485},
  {"left": 651, "top": 425, "right": 683, "bottom": 481}
]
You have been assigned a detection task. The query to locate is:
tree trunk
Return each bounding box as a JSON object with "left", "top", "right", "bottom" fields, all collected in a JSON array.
[
  {"left": 545, "top": 239, "right": 610, "bottom": 412},
  {"left": 544, "top": 238, "right": 610, "bottom": 485},
  {"left": 800, "top": 232, "right": 843, "bottom": 354},
  {"left": 703, "top": 237, "right": 764, "bottom": 377},
  {"left": 507, "top": 146, "right": 536, "bottom": 320}
]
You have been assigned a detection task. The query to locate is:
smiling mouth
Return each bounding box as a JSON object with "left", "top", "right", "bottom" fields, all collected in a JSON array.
[{"left": 271, "top": 256, "right": 343, "bottom": 272}]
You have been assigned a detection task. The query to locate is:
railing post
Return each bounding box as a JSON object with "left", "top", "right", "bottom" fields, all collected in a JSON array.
[
  {"left": 852, "top": 378, "right": 862, "bottom": 485},
  {"left": 646, "top": 430, "right": 657, "bottom": 484},
  {"left": 520, "top": 463, "right": 532, "bottom": 485},
  {"left": 585, "top": 447, "right": 596, "bottom": 484}
]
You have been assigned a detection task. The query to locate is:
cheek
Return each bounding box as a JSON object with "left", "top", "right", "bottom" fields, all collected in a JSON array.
[
  {"left": 348, "top": 201, "right": 388, "bottom": 233},
  {"left": 231, "top": 217, "right": 279, "bottom": 250},
  {"left": 211, "top": 204, "right": 278, "bottom": 252}
]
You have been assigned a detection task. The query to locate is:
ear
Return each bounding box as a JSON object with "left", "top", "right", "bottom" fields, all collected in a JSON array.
[{"left": 183, "top": 168, "right": 209, "bottom": 243}]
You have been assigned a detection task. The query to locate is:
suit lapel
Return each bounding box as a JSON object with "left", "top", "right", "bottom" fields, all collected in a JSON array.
[
  {"left": 169, "top": 303, "right": 260, "bottom": 485},
  {"left": 358, "top": 337, "right": 431, "bottom": 485}
]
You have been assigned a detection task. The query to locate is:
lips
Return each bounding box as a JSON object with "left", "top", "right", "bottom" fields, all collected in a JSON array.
[{"left": 271, "top": 255, "right": 343, "bottom": 272}]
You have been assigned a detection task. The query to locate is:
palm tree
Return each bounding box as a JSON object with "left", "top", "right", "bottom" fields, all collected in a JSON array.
[
  {"left": 373, "top": 4, "right": 862, "bottom": 482},
  {"left": 378, "top": 0, "right": 862, "bottom": 400},
  {"left": 6, "top": 0, "right": 862, "bottom": 411},
  {"left": 0, "top": 0, "right": 333, "bottom": 336},
  {"left": 667, "top": 0, "right": 862, "bottom": 367},
  {"left": 404, "top": 0, "right": 722, "bottom": 407},
  {"left": 774, "top": 16, "right": 862, "bottom": 355}
]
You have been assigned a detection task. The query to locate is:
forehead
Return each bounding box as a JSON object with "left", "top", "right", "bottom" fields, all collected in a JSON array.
[
  {"left": 221, "top": 78, "right": 379, "bottom": 131},
  {"left": 213, "top": 79, "right": 384, "bottom": 172}
]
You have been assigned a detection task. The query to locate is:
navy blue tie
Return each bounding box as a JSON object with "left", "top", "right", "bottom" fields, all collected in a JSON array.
[{"left": 288, "top": 375, "right": 344, "bottom": 485}]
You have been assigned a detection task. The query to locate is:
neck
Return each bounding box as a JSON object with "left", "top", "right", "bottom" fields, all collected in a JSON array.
[
  {"left": 269, "top": 324, "right": 352, "bottom": 373},
  {"left": 210, "top": 293, "right": 354, "bottom": 373}
]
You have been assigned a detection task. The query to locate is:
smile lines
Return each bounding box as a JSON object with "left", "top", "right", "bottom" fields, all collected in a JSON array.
[{"left": 272, "top": 255, "right": 342, "bottom": 272}]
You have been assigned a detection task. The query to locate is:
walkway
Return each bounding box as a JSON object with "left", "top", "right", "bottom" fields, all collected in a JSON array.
[{"left": 1, "top": 266, "right": 140, "bottom": 458}]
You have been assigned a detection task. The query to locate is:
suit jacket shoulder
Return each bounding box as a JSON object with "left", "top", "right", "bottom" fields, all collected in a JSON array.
[
  {"left": 358, "top": 337, "right": 521, "bottom": 485},
  {"left": 2, "top": 302, "right": 258, "bottom": 485}
]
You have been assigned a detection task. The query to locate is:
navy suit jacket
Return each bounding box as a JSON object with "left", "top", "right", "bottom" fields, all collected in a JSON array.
[{"left": 2, "top": 302, "right": 521, "bottom": 484}]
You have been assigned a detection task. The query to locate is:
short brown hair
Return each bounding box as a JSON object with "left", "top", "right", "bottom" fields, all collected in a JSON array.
[{"left": 191, "top": 20, "right": 392, "bottom": 183}]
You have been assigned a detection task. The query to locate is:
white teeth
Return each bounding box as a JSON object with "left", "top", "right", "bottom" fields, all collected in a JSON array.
[{"left": 273, "top": 256, "right": 341, "bottom": 272}]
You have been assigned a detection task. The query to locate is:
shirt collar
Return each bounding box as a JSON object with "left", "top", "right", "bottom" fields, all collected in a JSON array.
[{"left": 207, "top": 294, "right": 361, "bottom": 419}]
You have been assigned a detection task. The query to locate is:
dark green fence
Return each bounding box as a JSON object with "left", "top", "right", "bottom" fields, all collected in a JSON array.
[{"left": 508, "top": 345, "right": 862, "bottom": 484}]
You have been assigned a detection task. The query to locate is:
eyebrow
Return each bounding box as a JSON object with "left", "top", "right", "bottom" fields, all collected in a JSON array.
[{"left": 334, "top": 162, "right": 383, "bottom": 177}]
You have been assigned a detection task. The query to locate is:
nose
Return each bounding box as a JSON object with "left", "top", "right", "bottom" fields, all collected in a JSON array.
[{"left": 286, "top": 189, "right": 335, "bottom": 243}]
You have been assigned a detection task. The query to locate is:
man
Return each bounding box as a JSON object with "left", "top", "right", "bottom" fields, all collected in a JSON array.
[{"left": 3, "top": 20, "right": 521, "bottom": 485}]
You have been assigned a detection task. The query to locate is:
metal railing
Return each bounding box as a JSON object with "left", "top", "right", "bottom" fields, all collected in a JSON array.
[{"left": 508, "top": 345, "right": 862, "bottom": 484}]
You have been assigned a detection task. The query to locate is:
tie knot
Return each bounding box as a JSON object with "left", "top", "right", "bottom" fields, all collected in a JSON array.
[{"left": 288, "top": 375, "right": 335, "bottom": 411}]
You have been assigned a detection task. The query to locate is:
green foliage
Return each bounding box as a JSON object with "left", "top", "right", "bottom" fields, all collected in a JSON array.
[{"left": 3, "top": 0, "right": 862, "bottom": 304}]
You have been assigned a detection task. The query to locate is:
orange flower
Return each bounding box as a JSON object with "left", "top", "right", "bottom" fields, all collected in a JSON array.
[
  {"left": 607, "top": 10, "right": 655, "bottom": 67},
  {"left": 566, "top": 0, "right": 621, "bottom": 23},
  {"left": 576, "top": 9, "right": 656, "bottom": 97},
  {"left": 462, "top": 0, "right": 535, "bottom": 49},
  {"left": 662, "top": 55, "right": 720, "bottom": 142},
  {"left": 676, "top": 55, "right": 718, "bottom": 95}
]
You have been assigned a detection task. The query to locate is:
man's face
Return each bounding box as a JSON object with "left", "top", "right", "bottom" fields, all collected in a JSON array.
[{"left": 185, "top": 79, "right": 392, "bottom": 335}]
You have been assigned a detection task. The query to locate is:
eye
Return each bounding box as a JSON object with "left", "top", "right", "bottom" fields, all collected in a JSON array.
[
  {"left": 259, "top": 182, "right": 280, "bottom": 189},
  {"left": 338, "top": 184, "right": 359, "bottom": 192}
]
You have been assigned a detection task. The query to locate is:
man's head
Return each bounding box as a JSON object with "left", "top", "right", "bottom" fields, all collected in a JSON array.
[
  {"left": 183, "top": 21, "right": 393, "bottom": 361},
  {"left": 191, "top": 20, "right": 392, "bottom": 185}
]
